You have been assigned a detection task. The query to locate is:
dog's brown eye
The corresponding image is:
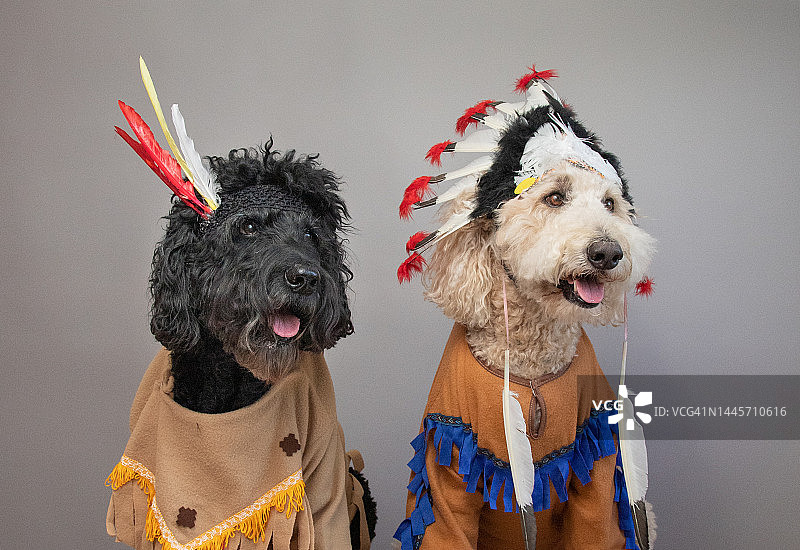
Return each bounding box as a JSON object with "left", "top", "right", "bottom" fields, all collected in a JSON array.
[
  {"left": 239, "top": 221, "right": 257, "bottom": 236},
  {"left": 544, "top": 192, "right": 565, "bottom": 208},
  {"left": 603, "top": 198, "right": 615, "bottom": 212}
]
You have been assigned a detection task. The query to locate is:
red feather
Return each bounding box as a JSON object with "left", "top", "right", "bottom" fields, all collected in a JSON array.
[
  {"left": 425, "top": 140, "right": 454, "bottom": 166},
  {"left": 118, "top": 101, "right": 183, "bottom": 183},
  {"left": 399, "top": 176, "right": 434, "bottom": 219},
  {"left": 117, "top": 101, "right": 211, "bottom": 216},
  {"left": 116, "top": 127, "right": 210, "bottom": 217},
  {"left": 455, "top": 99, "right": 496, "bottom": 135},
  {"left": 634, "top": 277, "right": 654, "bottom": 297},
  {"left": 514, "top": 65, "right": 558, "bottom": 93},
  {"left": 397, "top": 252, "right": 426, "bottom": 283},
  {"left": 405, "top": 231, "right": 430, "bottom": 254}
]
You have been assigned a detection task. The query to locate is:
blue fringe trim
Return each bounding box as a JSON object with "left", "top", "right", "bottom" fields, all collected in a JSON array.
[{"left": 393, "top": 409, "right": 641, "bottom": 550}]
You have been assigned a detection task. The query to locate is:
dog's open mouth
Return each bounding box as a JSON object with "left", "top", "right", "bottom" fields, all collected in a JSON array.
[
  {"left": 269, "top": 312, "right": 302, "bottom": 339},
  {"left": 558, "top": 276, "right": 604, "bottom": 309}
]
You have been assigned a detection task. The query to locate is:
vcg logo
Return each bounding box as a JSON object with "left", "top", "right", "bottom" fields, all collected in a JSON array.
[{"left": 592, "top": 385, "right": 653, "bottom": 431}]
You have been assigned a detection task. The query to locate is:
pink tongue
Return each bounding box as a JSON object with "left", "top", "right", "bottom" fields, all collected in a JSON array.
[
  {"left": 271, "top": 314, "right": 301, "bottom": 338},
  {"left": 574, "top": 279, "right": 605, "bottom": 304}
]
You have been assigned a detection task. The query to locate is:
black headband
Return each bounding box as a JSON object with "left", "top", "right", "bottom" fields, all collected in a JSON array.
[{"left": 200, "top": 184, "right": 310, "bottom": 230}]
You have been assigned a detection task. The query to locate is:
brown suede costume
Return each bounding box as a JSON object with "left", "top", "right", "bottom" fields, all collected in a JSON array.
[
  {"left": 395, "top": 324, "right": 637, "bottom": 549},
  {"left": 106, "top": 348, "right": 351, "bottom": 550}
]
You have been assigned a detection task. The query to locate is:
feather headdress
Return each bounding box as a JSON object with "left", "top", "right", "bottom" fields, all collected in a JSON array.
[
  {"left": 397, "top": 64, "right": 632, "bottom": 281},
  {"left": 116, "top": 57, "right": 219, "bottom": 217}
]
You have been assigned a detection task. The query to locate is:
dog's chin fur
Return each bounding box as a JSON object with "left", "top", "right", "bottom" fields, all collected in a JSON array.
[
  {"left": 208, "top": 305, "right": 311, "bottom": 382},
  {"left": 424, "top": 162, "right": 655, "bottom": 380},
  {"left": 233, "top": 343, "right": 300, "bottom": 382}
]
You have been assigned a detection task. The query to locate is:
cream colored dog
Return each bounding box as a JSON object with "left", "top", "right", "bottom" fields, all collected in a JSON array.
[{"left": 394, "top": 67, "right": 656, "bottom": 549}]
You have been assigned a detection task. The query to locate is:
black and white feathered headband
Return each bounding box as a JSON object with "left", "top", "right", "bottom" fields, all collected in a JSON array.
[{"left": 397, "top": 65, "right": 633, "bottom": 282}]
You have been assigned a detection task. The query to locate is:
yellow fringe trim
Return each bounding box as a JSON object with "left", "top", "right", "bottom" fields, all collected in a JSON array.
[{"left": 106, "top": 456, "right": 305, "bottom": 550}]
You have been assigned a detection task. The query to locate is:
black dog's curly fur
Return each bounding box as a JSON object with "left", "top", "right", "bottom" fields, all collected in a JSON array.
[{"left": 473, "top": 97, "right": 633, "bottom": 220}]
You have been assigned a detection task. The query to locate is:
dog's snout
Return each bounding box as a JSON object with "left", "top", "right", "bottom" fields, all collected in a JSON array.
[
  {"left": 284, "top": 265, "right": 319, "bottom": 295},
  {"left": 586, "top": 240, "right": 623, "bottom": 270}
]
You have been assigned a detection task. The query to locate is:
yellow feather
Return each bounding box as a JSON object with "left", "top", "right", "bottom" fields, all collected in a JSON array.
[{"left": 139, "top": 57, "right": 196, "bottom": 184}]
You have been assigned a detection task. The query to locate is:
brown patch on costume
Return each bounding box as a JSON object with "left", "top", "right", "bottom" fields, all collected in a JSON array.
[
  {"left": 176, "top": 506, "right": 197, "bottom": 528},
  {"left": 280, "top": 433, "right": 301, "bottom": 456}
]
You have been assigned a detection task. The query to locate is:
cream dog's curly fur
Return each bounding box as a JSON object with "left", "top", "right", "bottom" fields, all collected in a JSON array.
[{"left": 425, "top": 160, "right": 655, "bottom": 379}]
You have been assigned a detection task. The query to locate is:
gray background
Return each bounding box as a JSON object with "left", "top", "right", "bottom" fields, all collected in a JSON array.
[{"left": 2, "top": 1, "right": 798, "bottom": 548}]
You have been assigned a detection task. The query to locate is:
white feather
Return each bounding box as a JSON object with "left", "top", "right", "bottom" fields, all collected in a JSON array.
[
  {"left": 523, "top": 79, "right": 560, "bottom": 111},
  {"left": 434, "top": 174, "right": 480, "bottom": 205},
  {"left": 475, "top": 111, "right": 514, "bottom": 131},
  {"left": 414, "top": 158, "right": 489, "bottom": 211},
  {"left": 431, "top": 208, "right": 473, "bottom": 243},
  {"left": 452, "top": 128, "right": 501, "bottom": 153},
  {"left": 416, "top": 206, "right": 474, "bottom": 253},
  {"left": 619, "top": 403, "right": 649, "bottom": 503},
  {"left": 171, "top": 104, "right": 219, "bottom": 209},
  {"left": 493, "top": 100, "right": 527, "bottom": 117},
  {"left": 502, "top": 349, "right": 537, "bottom": 548},
  {"left": 441, "top": 155, "right": 493, "bottom": 182},
  {"left": 618, "top": 312, "right": 651, "bottom": 549},
  {"left": 502, "top": 350, "right": 536, "bottom": 511},
  {"left": 515, "top": 117, "right": 622, "bottom": 189},
  {"left": 618, "top": 337, "right": 649, "bottom": 505}
]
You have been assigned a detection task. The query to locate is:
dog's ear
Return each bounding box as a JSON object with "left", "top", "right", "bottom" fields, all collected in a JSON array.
[
  {"left": 149, "top": 202, "right": 203, "bottom": 351},
  {"left": 310, "top": 266, "right": 354, "bottom": 350},
  {"left": 304, "top": 220, "right": 354, "bottom": 350},
  {"left": 424, "top": 215, "right": 496, "bottom": 329},
  {"left": 328, "top": 238, "right": 354, "bottom": 343}
]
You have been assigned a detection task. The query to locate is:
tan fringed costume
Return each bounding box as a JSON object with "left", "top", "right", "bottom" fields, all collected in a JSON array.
[{"left": 106, "top": 349, "right": 351, "bottom": 550}]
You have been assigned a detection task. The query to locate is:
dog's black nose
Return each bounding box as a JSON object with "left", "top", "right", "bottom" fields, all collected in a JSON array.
[
  {"left": 587, "top": 240, "right": 623, "bottom": 270},
  {"left": 285, "top": 265, "right": 319, "bottom": 295}
]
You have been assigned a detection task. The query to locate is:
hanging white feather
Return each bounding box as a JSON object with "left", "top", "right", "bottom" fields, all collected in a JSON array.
[
  {"left": 618, "top": 393, "right": 651, "bottom": 549},
  {"left": 501, "top": 282, "right": 536, "bottom": 549},
  {"left": 618, "top": 337, "right": 649, "bottom": 503},
  {"left": 618, "top": 298, "right": 652, "bottom": 549},
  {"left": 502, "top": 354, "right": 536, "bottom": 501},
  {"left": 171, "top": 104, "right": 219, "bottom": 210},
  {"left": 619, "top": 401, "right": 649, "bottom": 503}
]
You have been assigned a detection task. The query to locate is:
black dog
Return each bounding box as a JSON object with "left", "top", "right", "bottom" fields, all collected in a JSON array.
[
  {"left": 151, "top": 142, "right": 352, "bottom": 412},
  {"left": 148, "top": 141, "right": 376, "bottom": 544}
]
